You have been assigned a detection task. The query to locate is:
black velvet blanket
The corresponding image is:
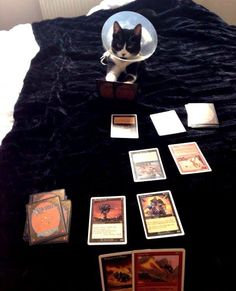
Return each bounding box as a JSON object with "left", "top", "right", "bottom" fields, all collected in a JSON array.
[{"left": 1, "top": 0, "right": 236, "bottom": 290}]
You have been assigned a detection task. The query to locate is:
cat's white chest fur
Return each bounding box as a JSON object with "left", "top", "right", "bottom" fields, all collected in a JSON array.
[{"left": 106, "top": 54, "right": 132, "bottom": 82}]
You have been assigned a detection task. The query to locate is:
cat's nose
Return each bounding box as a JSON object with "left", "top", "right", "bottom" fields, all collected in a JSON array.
[{"left": 122, "top": 53, "right": 126, "bottom": 57}]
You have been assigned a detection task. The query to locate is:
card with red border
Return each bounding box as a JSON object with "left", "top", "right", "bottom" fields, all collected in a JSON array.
[
  {"left": 99, "top": 251, "right": 133, "bottom": 291},
  {"left": 87, "top": 196, "right": 127, "bottom": 245},
  {"left": 133, "top": 249, "right": 185, "bottom": 291}
]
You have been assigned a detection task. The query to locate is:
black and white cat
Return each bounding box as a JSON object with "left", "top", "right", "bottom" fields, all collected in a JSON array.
[{"left": 101, "top": 21, "right": 142, "bottom": 83}]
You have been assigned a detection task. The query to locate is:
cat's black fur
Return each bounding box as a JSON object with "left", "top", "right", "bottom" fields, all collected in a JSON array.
[{"left": 103, "top": 21, "right": 142, "bottom": 83}]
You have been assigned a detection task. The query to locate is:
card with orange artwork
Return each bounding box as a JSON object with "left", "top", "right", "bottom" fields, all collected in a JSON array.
[
  {"left": 26, "top": 196, "right": 67, "bottom": 245},
  {"left": 168, "top": 142, "right": 212, "bottom": 174},
  {"left": 87, "top": 196, "right": 127, "bottom": 245},
  {"left": 99, "top": 251, "right": 133, "bottom": 291},
  {"left": 137, "top": 190, "right": 184, "bottom": 239},
  {"left": 133, "top": 249, "right": 185, "bottom": 291},
  {"left": 44, "top": 199, "right": 72, "bottom": 244}
]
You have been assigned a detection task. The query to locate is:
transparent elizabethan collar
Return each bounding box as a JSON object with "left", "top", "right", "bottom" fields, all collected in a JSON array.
[{"left": 101, "top": 11, "right": 158, "bottom": 62}]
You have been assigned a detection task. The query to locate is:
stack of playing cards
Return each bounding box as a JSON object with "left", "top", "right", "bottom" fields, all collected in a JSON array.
[
  {"left": 23, "top": 189, "right": 72, "bottom": 245},
  {"left": 185, "top": 103, "right": 219, "bottom": 128},
  {"left": 99, "top": 248, "right": 185, "bottom": 291}
]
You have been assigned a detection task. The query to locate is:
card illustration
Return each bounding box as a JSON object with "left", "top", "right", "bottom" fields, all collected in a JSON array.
[
  {"left": 99, "top": 251, "right": 133, "bottom": 291},
  {"left": 129, "top": 148, "right": 166, "bottom": 182},
  {"left": 133, "top": 249, "right": 185, "bottom": 291},
  {"left": 137, "top": 190, "right": 184, "bottom": 239},
  {"left": 88, "top": 196, "right": 127, "bottom": 245},
  {"left": 168, "top": 142, "right": 212, "bottom": 174},
  {"left": 111, "top": 114, "right": 139, "bottom": 138}
]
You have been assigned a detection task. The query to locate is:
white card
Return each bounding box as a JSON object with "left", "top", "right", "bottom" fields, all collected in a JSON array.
[
  {"left": 150, "top": 110, "right": 186, "bottom": 136},
  {"left": 111, "top": 114, "right": 139, "bottom": 138}
]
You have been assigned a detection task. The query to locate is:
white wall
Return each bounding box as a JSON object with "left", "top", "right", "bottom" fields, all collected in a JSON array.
[
  {"left": 0, "top": 0, "right": 42, "bottom": 30},
  {"left": 194, "top": 0, "right": 236, "bottom": 25},
  {"left": 0, "top": 0, "right": 236, "bottom": 31}
]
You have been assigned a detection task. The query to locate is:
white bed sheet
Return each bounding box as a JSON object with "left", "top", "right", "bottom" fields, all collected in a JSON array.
[{"left": 0, "top": 24, "right": 39, "bottom": 145}]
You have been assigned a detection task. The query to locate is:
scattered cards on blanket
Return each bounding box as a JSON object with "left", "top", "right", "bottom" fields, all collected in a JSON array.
[
  {"left": 137, "top": 190, "right": 184, "bottom": 239},
  {"left": 168, "top": 142, "right": 212, "bottom": 174},
  {"left": 129, "top": 148, "right": 166, "bottom": 182},
  {"left": 111, "top": 114, "right": 139, "bottom": 138},
  {"left": 185, "top": 103, "right": 219, "bottom": 128},
  {"left": 99, "top": 248, "right": 185, "bottom": 291},
  {"left": 87, "top": 196, "right": 127, "bottom": 245},
  {"left": 150, "top": 110, "right": 186, "bottom": 136},
  {"left": 23, "top": 189, "right": 72, "bottom": 245}
]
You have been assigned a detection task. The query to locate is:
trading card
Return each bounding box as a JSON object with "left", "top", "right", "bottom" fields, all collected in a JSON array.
[
  {"left": 99, "top": 251, "right": 133, "bottom": 291},
  {"left": 45, "top": 199, "right": 72, "bottom": 243},
  {"left": 129, "top": 148, "right": 167, "bottom": 182},
  {"left": 30, "top": 188, "right": 66, "bottom": 203},
  {"left": 137, "top": 190, "right": 184, "bottom": 239},
  {"left": 27, "top": 196, "right": 67, "bottom": 245},
  {"left": 87, "top": 196, "right": 127, "bottom": 245},
  {"left": 168, "top": 142, "right": 212, "bottom": 174},
  {"left": 111, "top": 114, "right": 139, "bottom": 138},
  {"left": 150, "top": 110, "right": 186, "bottom": 136},
  {"left": 133, "top": 249, "right": 185, "bottom": 291}
]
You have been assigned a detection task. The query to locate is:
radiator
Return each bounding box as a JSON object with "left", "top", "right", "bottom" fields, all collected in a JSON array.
[{"left": 39, "top": 0, "right": 100, "bottom": 20}]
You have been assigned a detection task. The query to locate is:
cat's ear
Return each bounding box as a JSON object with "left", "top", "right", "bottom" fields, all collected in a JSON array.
[
  {"left": 134, "top": 24, "right": 142, "bottom": 36},
  {"left": 113, "top": 21, "right": 122, "bottom": 34}
]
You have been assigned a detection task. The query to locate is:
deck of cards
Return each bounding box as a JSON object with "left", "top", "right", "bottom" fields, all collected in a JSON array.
[
  {"left": 99, "top": 248, "right": 185, "bottom": 291},
  {"left": 23, "top": 189, "right": 72, "bottom": 245},
  {"left": 185, "top": 103, "right": 219, "bottom": 128}
]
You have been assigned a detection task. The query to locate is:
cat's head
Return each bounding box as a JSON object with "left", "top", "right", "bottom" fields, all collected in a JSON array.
[{"left": 111, "top": 21, "right": 142, "bottom": 59}]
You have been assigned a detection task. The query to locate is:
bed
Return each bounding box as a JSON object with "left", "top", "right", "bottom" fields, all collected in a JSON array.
[{"left": 0, "top": 0, "right": 235, "bottom": 290}]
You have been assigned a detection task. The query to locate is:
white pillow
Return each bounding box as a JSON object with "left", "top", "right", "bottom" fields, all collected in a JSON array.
[{"left": 87, "top": 0, "right": 136, "bottom": 16}]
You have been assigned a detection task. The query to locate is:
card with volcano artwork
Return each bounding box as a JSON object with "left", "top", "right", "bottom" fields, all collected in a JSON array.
[
  {"left": 87, "top": 196, "right": 127, "bottom": 245},
  {"left": 133, "top": 249, "right": 185, "bottom": 291},
  {"left": 99, "top": 251, "right": 133, "bottom": 291}
]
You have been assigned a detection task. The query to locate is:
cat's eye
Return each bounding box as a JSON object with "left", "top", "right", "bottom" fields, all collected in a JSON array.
[{"left": 116, "top": 43, "right": 123, "bottom": 49}]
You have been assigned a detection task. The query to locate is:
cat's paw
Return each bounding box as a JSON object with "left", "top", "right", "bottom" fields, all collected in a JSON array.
[
  {"left": 124, "top": 74, "right": 136, "bottom": 84},
  {"left": 106, "top": 72, "right": 117, "bottom": 82}
]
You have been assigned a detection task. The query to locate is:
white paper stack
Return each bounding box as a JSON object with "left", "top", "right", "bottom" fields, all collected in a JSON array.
[{"left": 185, "top": 103, "right": 219, "bottom": 128}]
